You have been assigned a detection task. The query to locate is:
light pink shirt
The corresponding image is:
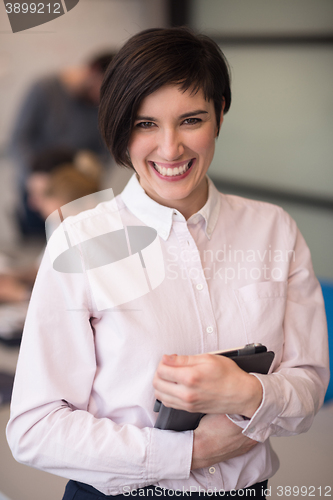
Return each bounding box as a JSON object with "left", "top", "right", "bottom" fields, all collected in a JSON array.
[{"left": 6, "top": 175, "right": 329, "bottom": 495}]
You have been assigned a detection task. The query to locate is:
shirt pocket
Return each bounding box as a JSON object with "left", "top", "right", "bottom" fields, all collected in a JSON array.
[{"left": 233, "top": 281, "right": 287, "bottom": 369}]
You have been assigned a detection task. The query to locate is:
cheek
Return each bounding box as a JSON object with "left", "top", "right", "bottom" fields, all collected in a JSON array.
[
  {"left": 192, "top": 130, "right": 216, "bottom": 159},
  {"left": 128, "top": 134, "right": 155, "bottom": 161}
]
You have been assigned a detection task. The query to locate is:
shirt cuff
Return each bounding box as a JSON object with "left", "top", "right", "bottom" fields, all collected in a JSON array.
[
  {"left": 148, "top": 427, "right": 193, "bottom": 482},
  {"left": 227, "top": 373, "right": 284, "bottom": 442}
]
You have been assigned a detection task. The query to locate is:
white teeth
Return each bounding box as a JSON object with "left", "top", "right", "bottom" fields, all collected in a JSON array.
[{"left": 153, "top": 160, "right": 192, "bottom": 177}]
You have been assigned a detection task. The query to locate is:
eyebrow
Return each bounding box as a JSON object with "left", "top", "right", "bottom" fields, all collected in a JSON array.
[{"left": 135, "top": 110, "right": 208, "bottom": 121}]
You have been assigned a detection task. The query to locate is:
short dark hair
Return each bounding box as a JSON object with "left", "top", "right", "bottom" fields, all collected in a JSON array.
[{"left": 99, "top": 27, "right": 231, "bottom": 168}]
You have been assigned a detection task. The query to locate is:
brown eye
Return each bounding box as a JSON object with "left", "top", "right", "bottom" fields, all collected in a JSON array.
[
  {"left": 183, "top": 118, "right": 201, "bottom": 125},
  {"left": 136, "top": 121, "right": 155, "bottom": 128}
]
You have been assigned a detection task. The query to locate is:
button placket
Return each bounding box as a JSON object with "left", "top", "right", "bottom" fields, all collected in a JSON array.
[{"left": 173, "top": 223, "right": 218, "bottom": 353}]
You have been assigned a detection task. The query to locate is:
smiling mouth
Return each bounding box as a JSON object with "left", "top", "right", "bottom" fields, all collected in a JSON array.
[{"left": 151, "top": 159, "right": 194, "bottom": 177}]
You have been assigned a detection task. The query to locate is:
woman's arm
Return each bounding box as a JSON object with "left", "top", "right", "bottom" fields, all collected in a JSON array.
[
  {"left": 153, "top": 219, "right": 329, "bottom": 460},
  {"left": 6, "top": 247, "right": 192, "bottom": 495}
]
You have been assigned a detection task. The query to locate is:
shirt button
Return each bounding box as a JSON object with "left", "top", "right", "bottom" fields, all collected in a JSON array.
[
  {"left": 209, "top": 466, "right": 216, "bottom": 474},
  {"left": 248, "top": 427, "right": 255, "bottom": 434},
  {"left": 196, "top": 283, "right": 204, "bottom": 291},
  {"left": 206, "top": 326, "right": 214, "bottom": 334}
]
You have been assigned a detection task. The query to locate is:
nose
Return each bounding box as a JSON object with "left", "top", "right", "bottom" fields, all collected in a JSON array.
[{"left": 157, "top": 128, "right": 184, "bottom": 161}]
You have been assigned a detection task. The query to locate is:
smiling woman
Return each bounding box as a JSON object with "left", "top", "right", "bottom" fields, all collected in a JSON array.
[
  {"left": 99, "top": 27, "right": 230, "bottom": 219},
  {"left": 6, "top": 27, "right": 329, "bottom": 500},
  {"left": 127, "top": 85, "right": 220, "bottom": 219}
]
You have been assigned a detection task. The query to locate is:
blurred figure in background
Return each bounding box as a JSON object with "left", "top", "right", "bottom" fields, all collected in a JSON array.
[
  {"left": 0, "top": 149, "right": 102, "bottom": 341},
  {"left": 9, "top": 52, "right": 115, "bottom": 235},
  {"left": 27, "top": 148, "right": 102, "bottom": 220},
  {"left": 25, "top": 147, "right": 76, "bottom": 218}
]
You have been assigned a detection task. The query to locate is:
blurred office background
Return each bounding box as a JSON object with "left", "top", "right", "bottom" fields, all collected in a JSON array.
[{"left": 0, "top": 1, "right": 332, "bottom": 499}]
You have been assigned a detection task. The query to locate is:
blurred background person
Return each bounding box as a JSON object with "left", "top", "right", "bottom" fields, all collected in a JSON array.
[
  {"left": 9, "top": 52, "right": 115, "bottom": 236},
  {"left": 27, "top": 148, "right": 102, "bottom": 220},
  {"left": 25, "top": 147, "right": 76, "bottom": 219}
]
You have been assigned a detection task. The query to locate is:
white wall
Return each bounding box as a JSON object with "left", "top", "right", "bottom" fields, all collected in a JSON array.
[
  {"left": 192, "top": 0, "right": 333, "bottom": 35},
  {"left": 211, "top": 45, "right": 333, "bottom": 197}
]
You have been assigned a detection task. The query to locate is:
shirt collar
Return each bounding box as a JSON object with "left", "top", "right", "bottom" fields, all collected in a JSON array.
[{"left": 121, "top": 174, "right": 220, "bottom": 241}]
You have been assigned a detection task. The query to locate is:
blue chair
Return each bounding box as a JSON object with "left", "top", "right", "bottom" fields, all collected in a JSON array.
[{"left": 320, "top": 280, "right": 333, "bottom": 403}]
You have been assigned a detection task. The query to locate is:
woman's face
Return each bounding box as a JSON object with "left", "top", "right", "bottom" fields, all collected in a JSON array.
[{"left": 128, "top": 85, "right": 222, "bottom": 219}]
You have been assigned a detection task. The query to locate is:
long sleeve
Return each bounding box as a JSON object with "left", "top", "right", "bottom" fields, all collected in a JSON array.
[
  {"left": 229, "top": 215, "right": 330, "bottom": 442},
  {"left": 6, "top": 244, "right": 193, "bottom": 495}
]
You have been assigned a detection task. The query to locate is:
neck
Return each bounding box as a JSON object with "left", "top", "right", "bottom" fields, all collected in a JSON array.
[{"left": 139, "top": 175, "right": 209, "bottom": 220}]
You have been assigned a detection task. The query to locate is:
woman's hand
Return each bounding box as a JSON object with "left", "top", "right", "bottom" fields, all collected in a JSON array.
[
  {"left": 153, "top": 353, "right": 263, "bottom": 419},
  {"left": 191, "top": 414, "right": 258, "bottom": 470}
]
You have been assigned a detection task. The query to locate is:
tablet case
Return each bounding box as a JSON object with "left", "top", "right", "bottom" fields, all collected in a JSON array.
[{"left": 154, "top": 349, "right": 275, "bottom": 431}]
